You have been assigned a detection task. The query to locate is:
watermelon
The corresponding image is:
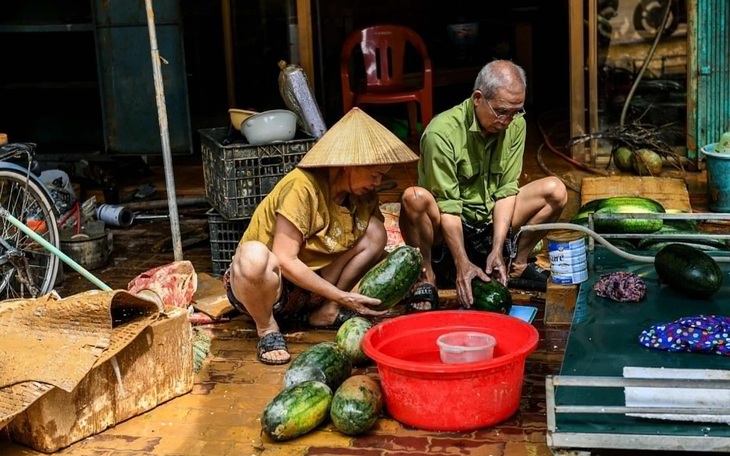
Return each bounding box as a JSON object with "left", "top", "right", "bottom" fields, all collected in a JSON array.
[
  {"left": 330, "top": 375, "right": 383, "bottom": 435},
  {"left": 358, "top": 245, "right": 423, "bottom": 310},
  {"left": 262, "top": 380, "right": 332, "bottom": 441},
  {"left": 284, "top": 342, "right": 352, "bottom": 390},
  {"left": 335, "top": 316, "right": 373, "bottom": 365},
  {"left": 471, "top": 278, "right": 512, "bottom": 314},
  {"left": 654, "top": 243, "right": 723, "bottom": 298}
]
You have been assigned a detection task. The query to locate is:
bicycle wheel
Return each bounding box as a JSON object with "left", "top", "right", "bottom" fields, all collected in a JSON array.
[{"left": 0, "top": 168, "right": 60, "bottom": 298}]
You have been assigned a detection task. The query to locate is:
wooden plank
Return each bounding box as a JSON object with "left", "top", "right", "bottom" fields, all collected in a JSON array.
[
  {"left": 581, "top": 176, "right": 691, "bottom": 212},
  {"left": 193, "top": 273, "right": 234, "bottom": 319}
]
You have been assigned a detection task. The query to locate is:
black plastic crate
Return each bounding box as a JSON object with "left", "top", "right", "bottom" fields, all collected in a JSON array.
[
  {"left": 200, "top": 127, "right": 316, "bottom": 220},
  {"left": 207, "top": 209, "right": 250, "bottom": 276}
]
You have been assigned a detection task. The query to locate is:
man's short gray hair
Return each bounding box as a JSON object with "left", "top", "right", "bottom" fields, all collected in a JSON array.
[{"left": 474, "top": 60, "right": 527, "bottom": 99}]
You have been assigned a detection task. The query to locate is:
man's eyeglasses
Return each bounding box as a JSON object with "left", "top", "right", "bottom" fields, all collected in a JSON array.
[{"left": 485, "top": 99, "right": 526, "bottom": 122}]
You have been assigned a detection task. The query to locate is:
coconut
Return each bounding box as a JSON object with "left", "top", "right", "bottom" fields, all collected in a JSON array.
[
  {"left": 632, "top": 149, "right": 663, "bottom": 176},
  {"left": 613, "top": 146, "right": 634, "bottom": 172}
]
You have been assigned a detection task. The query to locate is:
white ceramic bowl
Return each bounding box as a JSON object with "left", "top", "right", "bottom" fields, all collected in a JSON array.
[
  {"left": 240, "top": 109, "right": 297, "bottom": 145},
  {"left": 436, "top": 331, "right": 496, "bottom": 364}
]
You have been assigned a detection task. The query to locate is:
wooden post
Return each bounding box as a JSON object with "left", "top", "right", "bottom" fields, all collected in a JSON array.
[
  {"left": 544, "top": 282, "right": 579, "bottom": 325},
  {"left": 568, "top": 0, "right": 586, "bottom": 162},
  {"left": 296, "top": 0, "right": 315, "bottom": 87}
]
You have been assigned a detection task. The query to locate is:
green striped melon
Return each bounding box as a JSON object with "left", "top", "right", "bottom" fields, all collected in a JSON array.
[
  {"left": 330, "top": 375, "right": 383, "bottom": 435},
  {"left": 284, "top": 342, "right": 352, "bottom": 390},
  {"left": 335, "top": 316, "right": 373, "bottom": 365},
  {"left": 358, "top": 245, "right": 423, "bottom": 310},
  {"left": 262, "top": 380, "right": 332, "bottom": 441}
]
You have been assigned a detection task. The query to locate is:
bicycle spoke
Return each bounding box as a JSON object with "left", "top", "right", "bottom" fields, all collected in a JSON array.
[{"left": 0, "top": 169, "right": 60, "bottom": 298}]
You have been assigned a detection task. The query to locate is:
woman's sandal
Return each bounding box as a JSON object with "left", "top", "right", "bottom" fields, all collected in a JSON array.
[
  {"left": 256, "top": 331, "right": 291, "bottom": 365},
  {"left": 405, "top": 283, "right": 440, "bottom": 313}
]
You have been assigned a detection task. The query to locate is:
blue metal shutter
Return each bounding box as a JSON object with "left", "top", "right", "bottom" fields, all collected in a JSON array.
[
  {"left": 689, "top": 0, "right": 730, "bottom": 162},
  {"left": 93, "top": 0, "right": 192, "bottom": 155}
]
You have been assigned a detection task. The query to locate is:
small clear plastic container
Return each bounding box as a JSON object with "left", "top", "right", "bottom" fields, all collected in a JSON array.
[{"left": 436, "top": 331, "right": 497, "bottom": 364}]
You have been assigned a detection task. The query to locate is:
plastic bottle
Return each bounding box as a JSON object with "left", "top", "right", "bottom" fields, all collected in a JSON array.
[{"left": 277, "top": 60, "right": 327, "bottom": 139}]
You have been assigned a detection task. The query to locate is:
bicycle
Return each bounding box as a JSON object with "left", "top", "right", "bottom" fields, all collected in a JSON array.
[{"left": 0, "top": 142, "right": 60, "bottom": 298}]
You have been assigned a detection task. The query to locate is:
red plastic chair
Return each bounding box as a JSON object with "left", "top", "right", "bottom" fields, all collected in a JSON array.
[{"left": 340, "top": 25, "right": 433, "bottom": 140}]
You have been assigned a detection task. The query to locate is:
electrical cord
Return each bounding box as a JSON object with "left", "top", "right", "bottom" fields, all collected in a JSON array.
[
  {"left": 532, "top": 109, "right": 608, "bottom": 197},
  {"left": 535, "top": 142, "right": 581, "bottom": 194},
  {"left": 536, "top": 110, "right": 606, "bottom": 175},
  {"left": 620, "top": 0, "right": 674, "bottom": 126}
]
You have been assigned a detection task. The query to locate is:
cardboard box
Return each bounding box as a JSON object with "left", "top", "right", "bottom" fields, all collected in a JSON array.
[{"left": 7, "top": 306, "right": 193, "bottom": 453}]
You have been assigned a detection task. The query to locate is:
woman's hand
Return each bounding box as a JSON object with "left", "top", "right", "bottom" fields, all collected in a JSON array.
[{"left": 337, "top": 292, "right": 388, "bottom": 317}]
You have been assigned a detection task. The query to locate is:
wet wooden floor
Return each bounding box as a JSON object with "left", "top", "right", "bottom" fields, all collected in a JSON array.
[{"left": 0, "top": 118, "right": 713, "bottom": 456}]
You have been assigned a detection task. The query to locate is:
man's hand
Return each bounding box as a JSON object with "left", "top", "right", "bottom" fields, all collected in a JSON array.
[
  {"left": 454, "top": 262, "right": 491, "bottom": 308},
  {"left": 486, "top": 252, "right": 508, "bottom": 286}
]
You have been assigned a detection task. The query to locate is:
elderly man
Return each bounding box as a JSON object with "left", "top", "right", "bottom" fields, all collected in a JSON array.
[{"left": 399, "top": 60, "right": 567, "bottom": 311}]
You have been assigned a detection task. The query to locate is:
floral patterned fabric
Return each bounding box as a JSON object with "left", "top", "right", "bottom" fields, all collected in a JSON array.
[{"left": 593, "top": 271, "right": 647, "bottom": 302}]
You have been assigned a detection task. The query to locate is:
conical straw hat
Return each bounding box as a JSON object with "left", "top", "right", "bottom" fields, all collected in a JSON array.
[{"left": 297, "top": 107, "right": 419, "bottom": 168}]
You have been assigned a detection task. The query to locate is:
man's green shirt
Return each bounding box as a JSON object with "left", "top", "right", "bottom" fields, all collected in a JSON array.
[{"left": 418, "top": 97, "right": 526, "bottom": 225}]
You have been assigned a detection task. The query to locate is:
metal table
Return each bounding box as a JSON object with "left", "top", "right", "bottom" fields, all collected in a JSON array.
[{"left": 546, "top": 248, "right": 730, "bottom": 455}]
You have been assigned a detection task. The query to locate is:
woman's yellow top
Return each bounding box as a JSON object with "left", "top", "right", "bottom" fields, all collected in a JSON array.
[{"left": 242, "top": 168, "right": 382, "bottom": 270}]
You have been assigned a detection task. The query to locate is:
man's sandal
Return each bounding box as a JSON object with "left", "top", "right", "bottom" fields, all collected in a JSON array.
[
  {"left": 405, "top": 283, "right": 440, "bottom": 313},
  {"left": 256, "top": 331, "right": 290, "bottom": 365}
]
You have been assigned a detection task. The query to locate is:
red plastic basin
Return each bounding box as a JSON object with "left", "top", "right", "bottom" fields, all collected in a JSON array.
[{"left": 362, "top": 310, "right": 539, "bottom": 431}]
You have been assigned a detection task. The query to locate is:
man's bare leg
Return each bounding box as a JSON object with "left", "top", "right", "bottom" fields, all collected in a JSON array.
[
  {"left": 510, "top": 176, "right": 568, "bottom": 277},
  {"left": 399, "top": 186, "right": 442, "bottom": 310}
]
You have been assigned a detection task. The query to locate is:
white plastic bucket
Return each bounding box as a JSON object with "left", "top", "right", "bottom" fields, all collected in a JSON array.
[{"left": 547, "top": 230, "right": 588, "bottom": 284}]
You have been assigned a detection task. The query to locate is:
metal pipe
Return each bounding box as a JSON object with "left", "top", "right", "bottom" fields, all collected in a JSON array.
[
  {"left": 134, "top": 214, "right": 171, "bottom": 221},
  {"left": 144, "top": 0, "right": 183, "bottom": 261},
  {"left": 518, "top": 222, "right": 730, "bottom": 262},
  {"left": 123, "top": 196, "right": 208, "bottom": 211},
  {"left": 551, "top": 375, "right": 730, "bottom": 389},
  {"left": 0, "top": 207, "right": 112, "bottom": 291}
]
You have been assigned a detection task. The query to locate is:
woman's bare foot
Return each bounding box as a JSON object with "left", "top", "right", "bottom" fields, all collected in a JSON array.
[{"left": 306, "top": 301, "right": 340, "bottom": 326}]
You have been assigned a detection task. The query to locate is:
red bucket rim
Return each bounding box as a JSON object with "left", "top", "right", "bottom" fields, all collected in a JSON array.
[{"left": 362, "top": 310, "right": 539, "bottom": 373}]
